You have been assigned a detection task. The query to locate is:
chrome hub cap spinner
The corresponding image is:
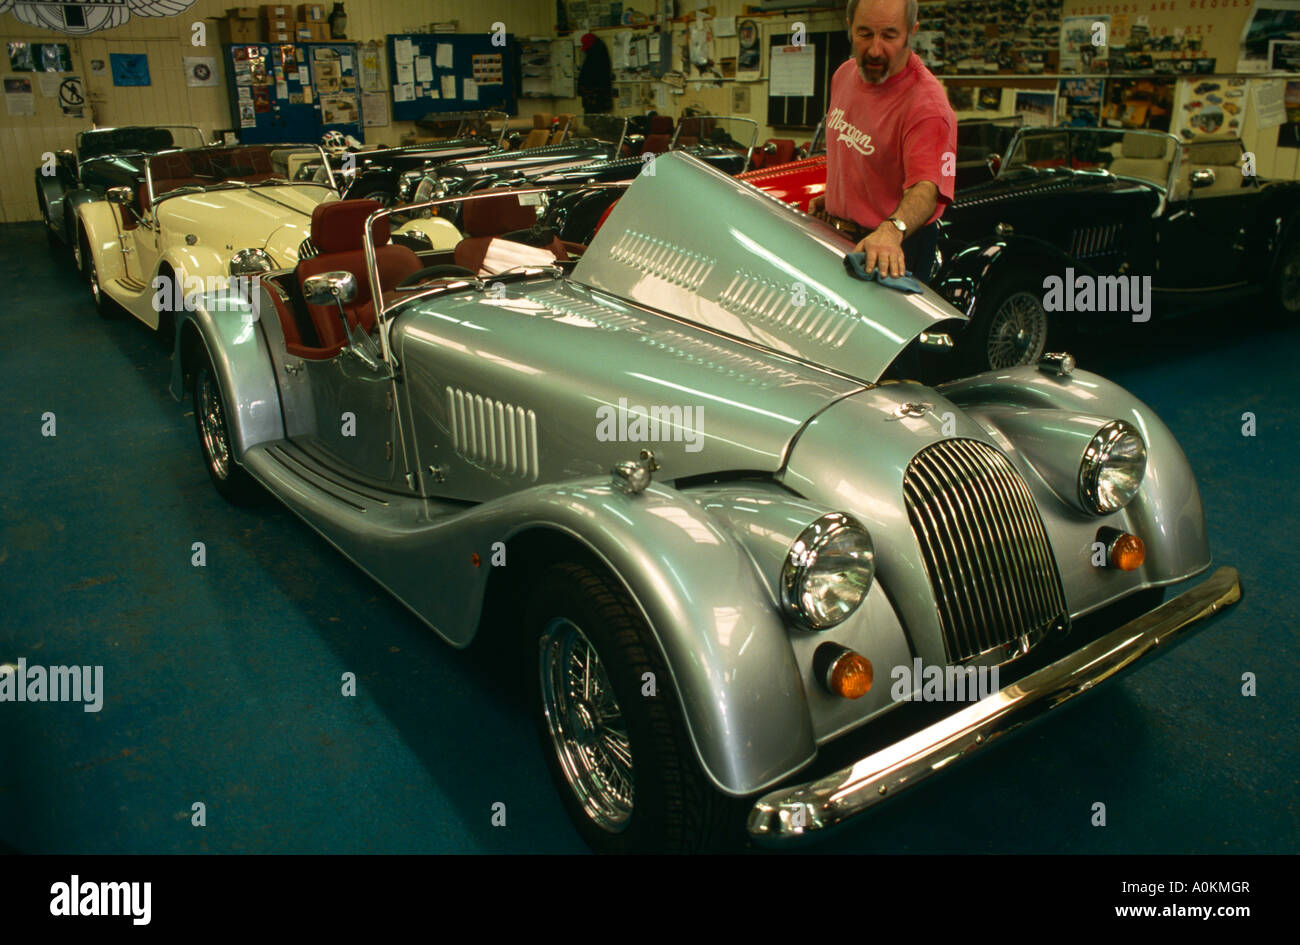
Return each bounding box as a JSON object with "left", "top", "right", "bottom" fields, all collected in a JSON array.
[
  {"left": 197, "top": 369, "right": 231, "bottom": 481},
  {"left": 539, "top": 618, "right": 634, "bottom": 832},
  {"left": 988, "top": 290, "right": 1048, "bottom": 369}
]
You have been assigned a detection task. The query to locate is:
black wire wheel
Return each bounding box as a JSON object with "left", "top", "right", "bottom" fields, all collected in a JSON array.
[
  {"left": 962, "top": 270, "right": 1051, "bottom": 373},
  {"left": 192, "top": 349, "right": 260, "bottom": 506},
  {"left": 525, "top": 560, "right": 733, "bottom": 854}
]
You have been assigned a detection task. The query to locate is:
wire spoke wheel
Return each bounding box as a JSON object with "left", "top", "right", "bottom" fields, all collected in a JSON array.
[
  {"left": 539, "top": 617, "right": 635, "bottom": 833},
  {"left": 986, "top": 289, "right": 1048, "bottom": 369},
  {"left": 196, "top": 367, "right": 231, "bottom": 482}
]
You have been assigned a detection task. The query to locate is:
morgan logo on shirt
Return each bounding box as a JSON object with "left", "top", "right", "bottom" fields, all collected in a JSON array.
[{"left": 827, "top": 107, "right": 875, "bottom": 156}]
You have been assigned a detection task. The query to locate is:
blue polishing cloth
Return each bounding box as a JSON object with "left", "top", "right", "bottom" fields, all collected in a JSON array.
[{"left": 844, "top": 252, "right": 924, "bottom": 293}]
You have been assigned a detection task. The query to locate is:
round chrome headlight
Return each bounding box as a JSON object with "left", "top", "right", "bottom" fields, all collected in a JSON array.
[
  {"left": 229, "top": 248, "right": 274, "bottom": 276},
  {"left": 1078, "top": 420, "right": 1147, "bottom": 514},
  {"left": 410, "top": 176, "right": 446, "bottom": 218},
  {"left": 398, "top": 169, "right": 424, "bottom": 202},
  {"left": 781, "top": 513, "right": 875, "bottom": 631}
]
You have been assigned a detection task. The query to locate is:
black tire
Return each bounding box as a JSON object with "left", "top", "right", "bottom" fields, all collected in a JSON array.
[
  {"left": 525, "top": 560, "right": 734, "bottom": 854},
  {"left": 192, "top": 349, "right": 261, "bottom": 507},
  {"left": 960, "top": 269, "right": 1052, "bottom": 374},
  {"left": 80, "top": 233, "right": 116, "bottom": 319},
  {"left": 1268, "top": 224, "right": 1300, "bottom": 318}
]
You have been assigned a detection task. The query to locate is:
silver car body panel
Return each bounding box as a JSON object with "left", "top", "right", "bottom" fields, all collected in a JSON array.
[
  {"left": 168, "top": 155, "right": 1219, "bottom": 800},
  {"left": 571, "top": 152, "right": 963, "bottom": 384}
]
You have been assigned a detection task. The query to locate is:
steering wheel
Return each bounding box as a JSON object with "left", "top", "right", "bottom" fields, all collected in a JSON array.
[{"left": 396, "top": 264, "right": 477, "bottom": 290}]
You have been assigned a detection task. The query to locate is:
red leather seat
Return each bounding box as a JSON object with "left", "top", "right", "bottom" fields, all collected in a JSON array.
[
  {"left": 452, "top": 193, "right": 579, "bottom": 274},
  {"left": 294, "top": 199, "right": 421, "bottom": 357}
]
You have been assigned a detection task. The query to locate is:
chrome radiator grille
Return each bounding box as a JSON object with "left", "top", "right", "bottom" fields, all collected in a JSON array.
[{"left": 903, "top": 439, "right": 1068, "bottom": 664}]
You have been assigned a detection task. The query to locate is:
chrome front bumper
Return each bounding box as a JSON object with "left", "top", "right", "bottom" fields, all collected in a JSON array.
[{"left": 747, "top": 566, "right": 1242, "bottom": 843}]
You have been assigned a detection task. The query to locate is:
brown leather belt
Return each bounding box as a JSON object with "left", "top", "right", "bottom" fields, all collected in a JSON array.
[{"left": 815, "top": 210, "right": 869, "bottom": 242}]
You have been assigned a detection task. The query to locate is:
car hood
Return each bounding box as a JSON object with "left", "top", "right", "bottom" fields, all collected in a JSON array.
[
  {"left": 435, "top": 139, "right": 612, "bottom": 178},
  {"left": 158, "top": 183, "right": 332, "bottom": 267},
  {"left": 572, "top": 152, "right": 963, "bottom": 384}
]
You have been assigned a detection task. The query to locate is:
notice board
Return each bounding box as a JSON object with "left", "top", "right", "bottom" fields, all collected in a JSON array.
[
  {"left": 387, "top": 33, "right": 516, "bottom": 120},
  {"left": 766, "top": 29, "right": 850, "bottom": 130}
]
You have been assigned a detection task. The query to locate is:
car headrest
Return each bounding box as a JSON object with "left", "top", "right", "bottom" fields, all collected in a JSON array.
[
  {"left": 461, "top": 194, "right": 539, "bottom": 238},
  {"left": 533, "top": 112, "right": 553, "bottom": 129},
  {"left": 1121, "top": 133, "right": 1167, "bottom": 159},
  {"left": 310, "top": 198, "right": 390, "bottom": 254},
  {"left": 648, "top": 115, "right": 674, "bottom": 135},
  {"left": 143, "top": 128, "right": 174, "bottom": 151}
]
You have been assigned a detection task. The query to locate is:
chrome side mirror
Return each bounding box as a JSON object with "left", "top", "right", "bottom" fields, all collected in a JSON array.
[
  {"left": 107, "top": 186, "right": 134, "bottom": 205},
  {"left": 1190, "top": 167, "right": 1216, "bottom": 189},
  {"left": 762, "top": 142, "right": 778, "bottom": 154},
  {"left": 302, "top": 270, "right": 356, "bottom": 306}
]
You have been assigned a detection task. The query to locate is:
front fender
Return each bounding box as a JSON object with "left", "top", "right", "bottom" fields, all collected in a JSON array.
[
  {"left": 158, "top": 245, "right": 230, "bottom": 289},
  {"left": 76, "top": 201, "right": 125, "bottom": 283},
  {"left": 939, "top": 366, "right": 1211, "bottom": 611},
  {"left": 933, "top": 234, "right": 1080, "bottom": 316},
  {"left": 169, "top": 288, "right": 284, "bottom": 459}
]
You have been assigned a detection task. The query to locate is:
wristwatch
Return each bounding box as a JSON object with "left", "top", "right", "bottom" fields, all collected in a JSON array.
[{"left": 884, "top": 216, "right": 907, "bottom": 235}]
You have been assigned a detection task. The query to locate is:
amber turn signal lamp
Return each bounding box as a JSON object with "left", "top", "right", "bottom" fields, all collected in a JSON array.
[
  {"left": 1110, "top": 533, "right": 1145, "bottom": 571},
  {"left": 813, "top": 644, "right": 873, "bottom": 699}
]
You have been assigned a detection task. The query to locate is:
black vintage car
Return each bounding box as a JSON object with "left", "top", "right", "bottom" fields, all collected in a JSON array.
[
  {"left": 412, "top": 114, "right": 631, "bottom": 212},
  {"left": 35, "top": 124, "right": 207, "bottom": 255},
  {"left": 933, "top": 127, "right": 1300, "bottom": 371},
  {"left": 301, "top": 111, "right": 511, "bottom": 205}
]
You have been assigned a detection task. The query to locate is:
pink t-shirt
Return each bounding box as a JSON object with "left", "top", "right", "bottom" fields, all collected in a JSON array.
[{"left": 824, "top": 53, "right": 957, "bottom": 230}]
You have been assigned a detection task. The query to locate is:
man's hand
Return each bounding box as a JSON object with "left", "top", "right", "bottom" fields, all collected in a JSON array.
[
  {"left": 855, "top": 224, "right": 906, "bottom": 278},
  {"left": 808, "top": 193, "right": 829, "bottom": 220}
]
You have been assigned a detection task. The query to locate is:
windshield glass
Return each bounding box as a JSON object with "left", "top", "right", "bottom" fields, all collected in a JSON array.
[
  {"left": 148, "top": 145, "right": 324, "bottom": 195},
  {"left": 573, "top": 114, "right": 628, "bottom": 143},
  {"left": 672, "top": 116, "right": 757, "bottom": 152},
  {"left": 77, "top": 125, "right": 205, "bottom": 160},
  {"left": 1003, "top": 128, "right": 1175, "bottom": 188}
]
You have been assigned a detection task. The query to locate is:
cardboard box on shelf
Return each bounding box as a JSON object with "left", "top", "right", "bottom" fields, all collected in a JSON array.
[
  {"left": 228, "top": 7, "right": 258, "bottom": 17},
  {"left": 260, "top": 4, "right": 290, "bottom": 17},
  {"left": 297, "top": 3, "right": 325, "bottom": 21},
  {"left": 265, "top": 16, "right": 290, "bottom": 30},
  {"left": 295, "top": 23, "right": 312, "bottom": 41},
  {"left": 268, "top": 30, "right": 292, "bottom": 43},
  {"left": 218, "top": 15, "right": 261, "bottom": 44},
  {"left": 311, "top": 22, "right": 330, "bottom": 41}
]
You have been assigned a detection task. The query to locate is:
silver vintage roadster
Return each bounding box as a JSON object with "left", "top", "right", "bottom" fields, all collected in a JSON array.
[{"left": 170, "top": 152, "right": 1239, "bottom": 853}]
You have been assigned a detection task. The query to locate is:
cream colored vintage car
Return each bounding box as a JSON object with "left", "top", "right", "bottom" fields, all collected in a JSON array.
[{"left": 74, "top": 143, "right": 461, "bottom": 331}]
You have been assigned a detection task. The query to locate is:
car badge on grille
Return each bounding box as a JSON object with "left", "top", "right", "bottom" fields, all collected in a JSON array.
[{"left": 888, "top": 403, "right": 933, "bottom": 420}]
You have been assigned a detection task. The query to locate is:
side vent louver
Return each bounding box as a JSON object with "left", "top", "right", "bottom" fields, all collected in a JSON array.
[{"left": 446, "top": 387, "right": 539, "bottom": 481}]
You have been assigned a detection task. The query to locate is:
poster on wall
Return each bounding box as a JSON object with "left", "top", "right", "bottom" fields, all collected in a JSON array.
[
  {"left": 1278, "top": 81, "right": 1300, "bottom": 148},
  {"left": 736, "top": 19, "right": 761, "bottom": 81},
  {"left": 183, "top": 56, "right": 218, "bottom": 88},
  {"left": 1014, "top": 91, "right": 1056, "bottom": 128},
  {"left": 110, "top": 53, "right": 150, "bottom": 87},
  {"left": 1057, "top": 77, "right": 1103, "bottom": 127},
  {"left": 7, "top": 42, "right": 72, "bottom": 72},
  {"left": 58, "top": 75, "right": 84, "bottom": 117},
  {"left": 4, "top": 75, "right": 33, "bottom": 115},
  {"left": 1101, "top": 78, "right": 1174, "bottom": 132},
  {"left": 1060, "top": 16, "right": 1107, "bottom": 74},
  {"left": 1238, "top": 1, "right": 1300, "bottom": 72},
  {"left": 1269, "top": 40, "right": 1300, "bottom": 72},
  {"left": 1, "top": 0, "right": 198, "bottom": 35},
  {"left": 1176, "top": 77, "right": 1249, "bottom": 139}
]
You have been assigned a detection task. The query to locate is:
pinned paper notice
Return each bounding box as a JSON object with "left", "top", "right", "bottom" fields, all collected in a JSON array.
[
  {"left": 276, "top": 80, "right": 288, "bottom": 99},
  {"left": 436, "top": 44, "right": 454, "bottom": 69},
  {"left": 395, "top": 38, "right": 414, "bottom": 63},
  {"left": 441, "top": 74, "right": 456, "bottom": 98},
  {"left": 396, "top": 60, "right": 413, "bottom": 84},
  {"left": 463, "top": 78, "right": 478, "bottom": 101},
  {"left": 415, "top": 56, "right": 432, "bottom": 82},
  {"left": 341, "top": 54, "right": 352, "bottom": 72},
  {"left": 394, "top": 82, "right": 414, "bottom": 102}
]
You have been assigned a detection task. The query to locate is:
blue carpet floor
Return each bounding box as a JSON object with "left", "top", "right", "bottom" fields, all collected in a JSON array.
[{"left": 0, "top": 221, "right": 1295, "bottom": 854}]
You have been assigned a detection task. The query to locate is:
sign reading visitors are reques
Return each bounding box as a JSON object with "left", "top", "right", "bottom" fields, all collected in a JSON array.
[{"left": 387, "top": 32, "right": 515, "bottom": 121}]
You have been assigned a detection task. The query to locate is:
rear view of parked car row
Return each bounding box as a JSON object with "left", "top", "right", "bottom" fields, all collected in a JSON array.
[{"left": 34, "top": 120, "right": 1246, "bottom": 853}]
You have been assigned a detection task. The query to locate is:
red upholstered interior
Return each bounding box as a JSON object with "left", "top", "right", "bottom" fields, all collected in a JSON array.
[
  {"left": 640, "top": 133, "right": 671, "bottom": 155},
  {"left": 289, "top": 198, "right": 421, "bottom": 358},
  {"left": 460, "top": 194, "right": 539, "bottom": 238},
  {"left": 648, "top": 115, "right": 674, "bottom": 135}
]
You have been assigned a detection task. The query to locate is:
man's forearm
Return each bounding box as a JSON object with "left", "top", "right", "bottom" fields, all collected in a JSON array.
[{"left": 880, "top": 181, "right": 939, "bottom": 237}]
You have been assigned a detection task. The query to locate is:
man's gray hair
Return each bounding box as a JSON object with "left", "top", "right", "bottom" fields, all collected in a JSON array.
[{"left": 846, "top": 0, "right": 918, "bottom": 32}]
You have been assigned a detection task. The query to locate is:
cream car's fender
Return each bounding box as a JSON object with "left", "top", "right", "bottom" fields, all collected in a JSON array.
[
  {"left": 393, "top": 215, "right": 462, "bottom": 250},
  {"left": 155, "top": 245, "right": 234, "bottom": 301},
  {"left": 75, "top": 201, "right": 126, "bottom": 283}
]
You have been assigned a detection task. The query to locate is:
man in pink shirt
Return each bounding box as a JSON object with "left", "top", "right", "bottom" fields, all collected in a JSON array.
[{"left": 811, "top": 0, "right": 957, "bottom": 280}]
